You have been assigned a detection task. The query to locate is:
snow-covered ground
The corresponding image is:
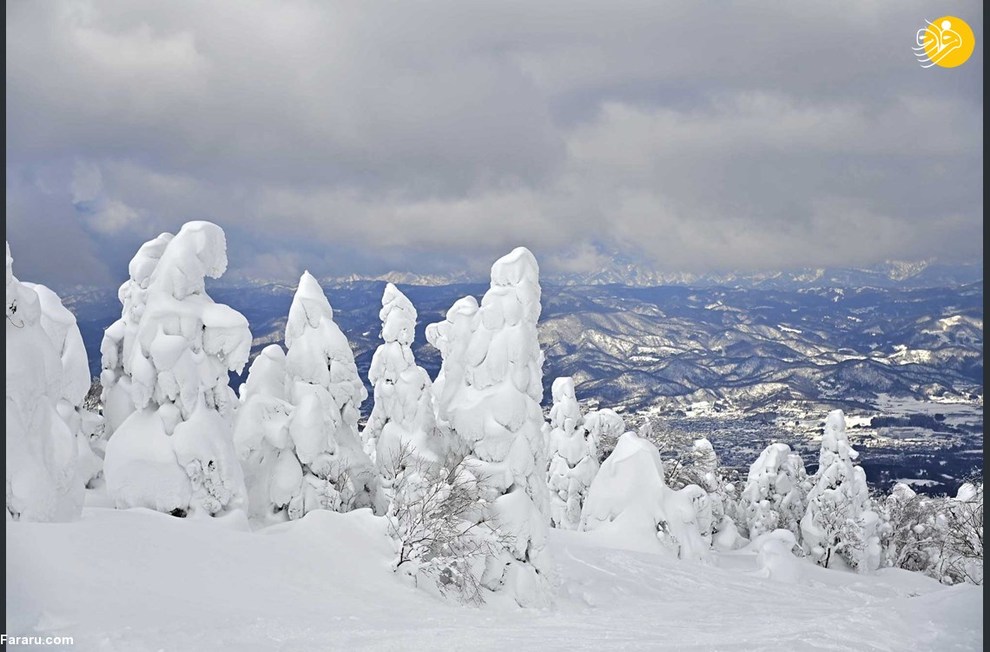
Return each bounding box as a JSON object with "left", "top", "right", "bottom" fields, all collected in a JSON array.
[{"left": 6, "top": 500, "right": 982, "bottom": 651}]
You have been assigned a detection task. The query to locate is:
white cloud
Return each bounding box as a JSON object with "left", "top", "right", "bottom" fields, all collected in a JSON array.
[
  {"left": 84, "top": 199, "right": 142, "bottom": 236},
  {"left": 5, "top": 0, "right": 983, "bottom": 289},
  {"left": 70, "top": 160, "right": 103, "bottom": 204}
]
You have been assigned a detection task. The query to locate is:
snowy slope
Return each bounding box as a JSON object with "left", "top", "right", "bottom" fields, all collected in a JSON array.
[{"left": 6, "top": 502, "right": 982, "bottom": 651}]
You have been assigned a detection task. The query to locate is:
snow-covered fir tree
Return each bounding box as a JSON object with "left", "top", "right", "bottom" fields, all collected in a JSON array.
[
  {"left": 101, "top": 221, "right": 251, "bottom": 517},
  {"left": 284, "top": 271, "right": 380, "bottom": 514},
  {"left": 545, "top": 377, "right": 599, "bottom": 530},
  {"left": 739, "top": 442, "right": 809, "bottom": 542},
  {"left": 878, "top": 482, "right": 934, "bottom": 575},
  {"left": 6, "top": 242, "right": 92, "bottom": 521},
  {"left": 800, "top": 409, "right": 881, "bottom": 571},
  {"left": 426, "top": 295, "right": 478, "bottom": 459},
  {"left": 365, "top": 283, "right": 445, "bottom": 496},
  {"left": 683, "top": 438, "right": 720, "bottom": 492},
  {"left": 425, "top": 247, "right": 553, "bottom": 607},
  {"left": 235, "top": 272, "right": 381, "bottom": 521}
]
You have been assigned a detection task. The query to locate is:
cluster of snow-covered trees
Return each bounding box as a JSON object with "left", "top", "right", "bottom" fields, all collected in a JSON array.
[
  {"left": 5, "top": 222, "right": 983, "bottom": 604},
  {"left": 608, "top": 408, "right": 982, "bottom": 585}
]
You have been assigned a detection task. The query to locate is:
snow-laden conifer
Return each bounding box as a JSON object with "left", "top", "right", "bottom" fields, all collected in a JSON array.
[
  {"left": 801, "top": 409, "right": 880, "bottom": 571},
  {"left": 6, "top": 243, "right": 92, "bottom": 520},
  {"left": 235, "top": 272, "right": 380, "bottom": 521},
  {"left": 739, "top": 442, "right": 808, "bottom": 541},
  {"left": 102, "top": 222, "right": 250, "bottom": 517},
  {"left": 426, "top": 247, "right": 552, "bottom": 606},
  {"left": 545, "top": 377, "right": 598, "bottom": 530}
]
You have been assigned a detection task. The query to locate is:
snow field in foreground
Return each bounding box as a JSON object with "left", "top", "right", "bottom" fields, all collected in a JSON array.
[{"left": 6, "top": 501, "right": 982, "bottom": 652}]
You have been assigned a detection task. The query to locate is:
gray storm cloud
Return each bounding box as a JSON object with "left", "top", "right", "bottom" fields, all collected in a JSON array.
[{"left": 5, "top": 0, "right": 983, "bottom": 291}]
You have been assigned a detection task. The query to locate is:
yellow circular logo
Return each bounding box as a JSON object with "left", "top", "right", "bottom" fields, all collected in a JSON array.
[{"left": 915, "top": 16, "right": 975, "bottom": 68}]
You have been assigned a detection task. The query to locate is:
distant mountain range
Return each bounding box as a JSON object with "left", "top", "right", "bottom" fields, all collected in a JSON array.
[
  {"left": 304, "top": 258, "right": 983, "bottom": 292},
  {"left": 536, "top": 282, "right": 982, "bottom": 412},
  {"left": 65, "top": 272, "right": 983, "bottom": 416}
]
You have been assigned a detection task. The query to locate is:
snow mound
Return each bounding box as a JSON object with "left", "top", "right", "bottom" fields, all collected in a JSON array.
[
  {"left": 580, "top": 432, "right": 713, "bottom": 560},
  {"left": 742, "top": 529, "right": 804, "bottom": 584}
]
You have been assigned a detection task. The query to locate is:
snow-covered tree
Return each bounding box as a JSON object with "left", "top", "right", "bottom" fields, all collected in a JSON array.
[
  {"left": 683, "top": 438, "right": 720, "bottom": 492},
  {"left": 800, "top": 410, "right": 880, "bottom": 571},
  {"left": 681, "top": 438, "right": 746, "bottom": 550},
  {"left": 545, "top": 377, "right": 599, "bottom": 530},
  {"left": 580, "top": 431, "right": 713, "bottom": 560},
  {"left": 365, "top": 283, "right": 444, "bottom": 502},
  {"left": 234, "top": 272, "right": 381, "bottom": 522},
  {"left": 284, "top": 271, "right": 379, "bottom": 514},
  {"left": 941, "top": 481, "right": 984, "bottom": 585},
  {"left": 232, "top": 345, "right": 297, "bottom": 522},
  {"left": 425, "top": 247, "right": 552, "bottom": 607},
  {"left": 101, "top": 222, "right": 250, "bottom": 517},
  {"left": 367, "top": 285, "right": 501, "bottom": 602},
  {"left": 739, "top": 442, "right": 809, "bottom": 542},
  {"left": 878, "top": 480, "right": 983, "bottom": 585},
  {"left": 6, "top": 243, "right": 89, "bottom": 521},
  {"left": 25, "top": 283, "right": 105, "bottom": 490},
  {"left": 583, "top": 408, "right": 625, "bottom": 463},
  {"left": 384, "top": 444, "right": 508, "bottom": 605},
  {"left": 639, "top": 417, "right": 719, "bottom": 491},
  {"left": 426, "top": 295, "right": 478, "bottom": 463},
  {"left": 878, "top": 482, "right": 934, "bottom": 574},
  {"left": 100, "top": 232, "right": 173, "bottom": 435}
]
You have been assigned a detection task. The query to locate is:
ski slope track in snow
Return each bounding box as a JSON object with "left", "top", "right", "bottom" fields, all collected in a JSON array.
[{"left": 6, "top": 503, "right": 982, "bottom": 651}]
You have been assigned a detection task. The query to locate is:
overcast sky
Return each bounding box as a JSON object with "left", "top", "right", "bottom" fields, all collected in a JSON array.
[{"left": 5, "top": 0, "right": 984, "bottom": 292}]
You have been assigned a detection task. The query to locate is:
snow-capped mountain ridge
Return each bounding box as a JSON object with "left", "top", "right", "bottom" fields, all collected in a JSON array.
[
  {"left": 296, "top": 258, "right": 981, "bottom": 290},
  {"left": 68, "top": 280, "right": 984, "bottom": 414}
]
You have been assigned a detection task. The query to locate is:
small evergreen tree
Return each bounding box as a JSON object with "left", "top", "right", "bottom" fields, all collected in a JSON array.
[
  {"left": 682, "top": 438, "right": 745, "bottom": 548},
  {"left": 800, "top": 410, "right": 880, "bottom": 571},
  {"left": 739, "top": 442, "right": 809, "bottom": 542},
  {"left": 545, "top": 377, "right": 599, "bottom": 530}
]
